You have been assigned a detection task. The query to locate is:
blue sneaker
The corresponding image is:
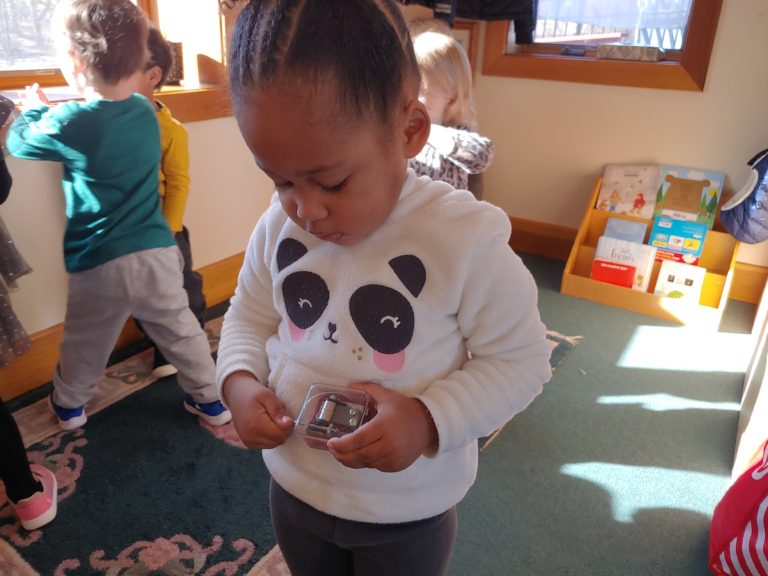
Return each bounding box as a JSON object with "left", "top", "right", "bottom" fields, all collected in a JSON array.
[
  {"left": 183, "top": 395, "right": 232, "bottom": 426},
  {"left": 48, "top": 394, "right": 87, "bottom": 430}
]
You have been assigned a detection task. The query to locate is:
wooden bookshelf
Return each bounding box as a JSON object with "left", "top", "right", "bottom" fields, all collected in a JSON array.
[{"left": 561, "top": 179, "right": 740, "bottom": 329}]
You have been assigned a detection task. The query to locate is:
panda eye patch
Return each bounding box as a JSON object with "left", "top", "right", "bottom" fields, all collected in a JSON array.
[{"left": 380, "top": 315, "right": 401, "bottom": 328}]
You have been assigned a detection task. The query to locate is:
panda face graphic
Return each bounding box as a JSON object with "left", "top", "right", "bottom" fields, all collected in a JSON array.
[{"left": 277, "top": 239, "right": 425, "bottom": 374}]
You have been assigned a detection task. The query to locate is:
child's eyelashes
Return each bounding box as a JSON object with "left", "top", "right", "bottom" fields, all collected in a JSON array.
[
  {"left": 273, "top": 178, "right": 349, "bottom": 194},
  {"left": 321, "top": 178, "right": 349, "bottom": 193}
]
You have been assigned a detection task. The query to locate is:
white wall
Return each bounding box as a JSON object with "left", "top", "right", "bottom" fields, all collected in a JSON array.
[
  {"left": 474, "top": 0, "right": 768, "bottom": 266},
  {"left": 4, "top": 0, "right": 767, "bottom": 334},
  {"left": 4, "top": 117, "right": 274, "bottom": 333}
]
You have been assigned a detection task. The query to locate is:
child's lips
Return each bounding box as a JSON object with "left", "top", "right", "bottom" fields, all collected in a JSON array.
[{"left": 314, "top": 232, "right": 344, "bottom": 242}]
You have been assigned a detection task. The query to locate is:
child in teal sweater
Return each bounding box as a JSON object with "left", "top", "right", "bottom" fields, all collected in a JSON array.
[{"left": 7, "top": 0, "right": 230, "bottom": 430}]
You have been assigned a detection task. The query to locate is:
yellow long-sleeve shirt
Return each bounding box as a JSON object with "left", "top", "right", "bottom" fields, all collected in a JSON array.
[{"left": 156, "top": 101, "right": 189, "bottom": 232}]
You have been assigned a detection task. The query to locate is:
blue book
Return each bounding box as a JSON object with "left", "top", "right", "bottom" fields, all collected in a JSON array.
[
  {"left": 604, "top": 217, "right": 647, "bottom": 244},
  {"left": 650, "top": 216, "right": 708, "bottom": 265}
]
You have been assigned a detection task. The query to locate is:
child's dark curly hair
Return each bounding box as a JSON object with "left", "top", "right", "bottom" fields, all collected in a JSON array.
[
  {"left": 227, "top": 0, "right": 420, "bottom": 126},
  {"left": 146, "top": 23, "right": 173, "bottom": 89}
]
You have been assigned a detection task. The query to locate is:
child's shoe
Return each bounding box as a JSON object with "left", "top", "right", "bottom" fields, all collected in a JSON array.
[
  {"left": 151, "top": 348, "right": 178, "bottom": 379},
  {"left": 183, "top": 395, "right": 232, "bottom": 426},
  {"left": 12, "top": 464, "right": 58, "bottom": 531},
  {"left": 48, "top": 394, "right": 87, "bottom": 430}
]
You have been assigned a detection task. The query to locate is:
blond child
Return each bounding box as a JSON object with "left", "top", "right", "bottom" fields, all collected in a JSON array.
[{"left": 409, "top": 28, "right": 494, "bottom": 198}]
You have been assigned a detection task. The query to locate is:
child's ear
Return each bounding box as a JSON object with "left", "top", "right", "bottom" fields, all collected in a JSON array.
[
  {"left": 147, "top": 66, "right": 163, "bottom": 90},
  {"left": 402, "top": 98, "right": 430, "bottom": 159}
]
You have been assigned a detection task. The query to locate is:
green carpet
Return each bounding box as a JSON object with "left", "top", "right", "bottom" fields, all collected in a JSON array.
[
  {"left": 449, "top": 253, "right": 751, "bottom": 576},
  {"left": 2, "top": 378, "right": 276, "bottom": 574},
  {"left": 0, "top": 252, "right": 751, "bottom": 575}
]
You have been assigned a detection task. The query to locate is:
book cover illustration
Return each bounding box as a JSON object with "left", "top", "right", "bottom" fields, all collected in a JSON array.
[
  {"left": 653, "top": 165, "right": 725, "bottom": 229},
  {"left": 592, "top": 235, "right": 657, "bottom": 291},
  {"left": 604, "top": 217, "right": 648, "bottom": 244},
  {"left": 596, "top": 164, "right": 659, "bottom": 219},
  {"left": 650, "top": 216, "right": 708, "bottom": 265},
  {"left": 653, "top": 260, "right": 707, "bottom": 303}
]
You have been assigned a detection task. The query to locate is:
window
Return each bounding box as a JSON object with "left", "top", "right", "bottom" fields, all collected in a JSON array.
[
  {"left": 0, "top": 0, "right": 63, "bottom": 90},
  {"left": 533, "top": 0, "right": 693, "bottom": 50},
  {"left": 482, "top": 0, "right": 723, "bottom": 91},
  {"left": 0, "top": 0, "right": 226, "bottom": 91}
]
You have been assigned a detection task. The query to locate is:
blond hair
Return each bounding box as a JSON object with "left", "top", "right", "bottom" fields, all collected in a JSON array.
[{"left": 412, "top": 30, "right": 476, "bottom": 130}]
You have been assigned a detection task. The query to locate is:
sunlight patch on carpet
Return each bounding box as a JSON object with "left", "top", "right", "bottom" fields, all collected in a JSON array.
[
  {"left": 618, "top": 325, "right": 753, "bottom": 373},
  {"left": 596, "top": 393, "right": 740, "bottom": 412},
  {"left": 560, "top": 462, "right": 729, "bottom": 523}
]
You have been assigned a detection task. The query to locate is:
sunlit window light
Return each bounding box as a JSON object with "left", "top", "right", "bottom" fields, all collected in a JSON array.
[
  {"left": 596, "top": 393, "right": 740, "bottom": 412},
  {"left": 617, "top": 325, "right": 753, "bottom": 373},
  {"left": 561, "top": 462, "right": 729, "bottom": 523}
]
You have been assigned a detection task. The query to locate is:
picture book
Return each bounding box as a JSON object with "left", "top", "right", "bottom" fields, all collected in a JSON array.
[
  {"left": 604, "top": 217, "right": 648, "bottom": 244},
  {"left": 653, "top": 164, "right": 725, "bottom": 229},
  {"left": 596, "top": 164, "right": 659, "bottom": 219},
  {"left": 591, "top": 260, "right": 635, "bottom": 289},
  {"left": 592, "top": 235, "right": 657, "bottom": 292},
  {"left": 653, "top": 260, "right": 707, "bottom": 304},
  {"left": 649, "top": 216, "right": 708, "bottom": 265}
]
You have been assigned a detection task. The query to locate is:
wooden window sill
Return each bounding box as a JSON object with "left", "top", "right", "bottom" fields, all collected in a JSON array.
[
  {"left": 0, "top": 84, "right": 232, "bottom": 124},
  {"left": 153, "top": 85, "right": 232, "bottom": 123}
]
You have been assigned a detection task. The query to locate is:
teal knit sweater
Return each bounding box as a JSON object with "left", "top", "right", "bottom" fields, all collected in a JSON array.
[{"left": 7, "top": 94, "right": 174, "bottom": 272}]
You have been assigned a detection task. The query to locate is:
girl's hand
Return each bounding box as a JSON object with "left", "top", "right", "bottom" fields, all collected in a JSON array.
[
  {"left": 222, "top": 371, "right": 294, "bottom": 449},
  {"left": 327, "top": 382, "right": 438, "bottom": 473},
  {"left": 19, "top": 84, "right": 50, "bottom": 111}
]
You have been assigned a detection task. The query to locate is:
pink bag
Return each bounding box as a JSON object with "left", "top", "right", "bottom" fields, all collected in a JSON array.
[{"left": 710, "top": 439, "right": 768, "bottom": 575}]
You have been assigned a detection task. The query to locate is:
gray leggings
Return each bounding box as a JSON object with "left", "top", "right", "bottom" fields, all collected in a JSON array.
[{"left": 270, "top": 480, "right": 457, "bottom": 576}]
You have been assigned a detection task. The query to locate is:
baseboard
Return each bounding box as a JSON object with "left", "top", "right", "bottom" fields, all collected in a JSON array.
[
  {"left": 508, "top": 216, "right": 577, "bottom": 261},
  {"left": 4, "top": 219, "right": 766, "bottom": 401},
  {"left": 0, "top": 252, "right": 245, "bottom": 401}
]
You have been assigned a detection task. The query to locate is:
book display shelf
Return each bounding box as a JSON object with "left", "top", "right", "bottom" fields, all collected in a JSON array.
[{"left": 561, "top": 179, "right": 740, "bottom": 329}]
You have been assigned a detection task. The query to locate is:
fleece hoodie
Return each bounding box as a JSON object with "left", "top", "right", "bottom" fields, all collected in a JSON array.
[{"left": 216, "top": 169, "right": 551, "bottom": 523}]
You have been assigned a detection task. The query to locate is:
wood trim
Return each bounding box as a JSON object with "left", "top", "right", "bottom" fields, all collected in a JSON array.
[
  {"left": 0, "top": 252, "right": 245, "bottom": 402},
  {"left": 155, "top": 86, "right": 232, "bottom": 123},
  {"left": 508, "top": 216, "right": 576, "bottom": 261},
  {"left": 730, "top": 262, "right": 768, "bottom": 305},
  {"left": 453, "top": 20, "right": 481, "bottom": 76},
  {"left": 482, "top": 0, "right": 722, "bottom": 91}
]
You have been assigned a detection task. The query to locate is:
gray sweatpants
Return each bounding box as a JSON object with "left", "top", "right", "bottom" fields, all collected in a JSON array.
[
  {"left": 270, "top": 480, "right": 457, "bottom": 576},
  {"left": 53, "top": 246, "right": 218, "bottom": 409}
]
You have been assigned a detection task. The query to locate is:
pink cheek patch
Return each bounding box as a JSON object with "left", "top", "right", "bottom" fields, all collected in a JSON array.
[
  {"left": 289, "top": 322, "right": 306, "bottom": 342},
  {"left": 374, "top": 350, "right": 405, "bottom": 373}
]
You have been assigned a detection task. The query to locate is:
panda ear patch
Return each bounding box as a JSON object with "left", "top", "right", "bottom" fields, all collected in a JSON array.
[
  {"left": 277, "top": 238, "right": 308, "bottom": 271},
  {"left": 389, "top": 255, "right": 426, "bottom": 298}
]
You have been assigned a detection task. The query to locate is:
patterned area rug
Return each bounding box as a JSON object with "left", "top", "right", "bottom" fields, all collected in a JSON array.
[{"left": 2, "top": 318, "right": 578, "bottom": 575}]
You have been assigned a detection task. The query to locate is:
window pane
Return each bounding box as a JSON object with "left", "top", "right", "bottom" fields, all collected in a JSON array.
[
  {"left": 0, "top": 0, "right": 59, "bottom": 72},
  {"left": 531, "top": 0, "right": 692, "bottom": 50},
  {"left": 155, "top": 0, "right": 223, "bottom": 87}
]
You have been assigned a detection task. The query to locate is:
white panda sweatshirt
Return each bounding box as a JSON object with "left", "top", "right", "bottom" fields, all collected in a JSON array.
[{"left": 216, "top": 169, "right": 552, "bottom": 524}]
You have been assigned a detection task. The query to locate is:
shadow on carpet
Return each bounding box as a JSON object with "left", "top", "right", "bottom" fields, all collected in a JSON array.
[{"left": 0, "top": 325, "right": 578, "bottom": 575}]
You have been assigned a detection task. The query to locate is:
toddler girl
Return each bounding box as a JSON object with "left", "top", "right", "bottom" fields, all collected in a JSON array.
[
  {"left": 409, "top": 28, "right": 494, "bottom": 198},
  {"left": 217, "top": 1, "right": 550, "bottom": 574}
]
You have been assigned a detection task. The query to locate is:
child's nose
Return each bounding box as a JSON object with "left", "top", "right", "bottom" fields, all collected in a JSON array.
[{"left": 295, "top": 189, "right": 327, "bottom": 222}]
